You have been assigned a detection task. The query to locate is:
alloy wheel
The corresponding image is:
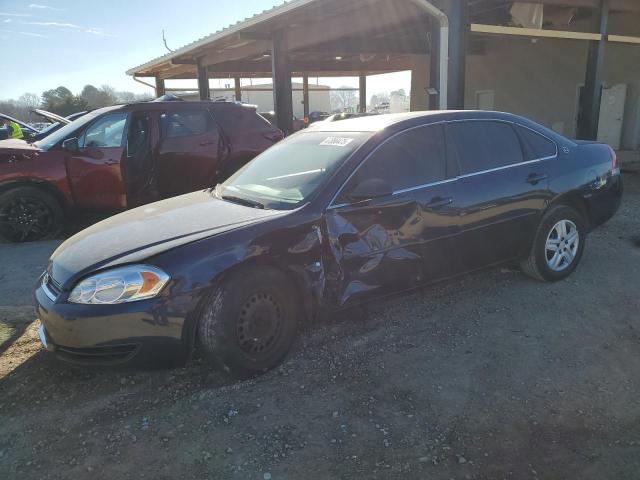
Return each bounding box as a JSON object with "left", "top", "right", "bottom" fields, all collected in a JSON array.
[
  {"left": 545, "top": 219, "right": 579, "bottom": 272},
  {"left": 0, "top": 196, "right": 55, "bottom": 242}
]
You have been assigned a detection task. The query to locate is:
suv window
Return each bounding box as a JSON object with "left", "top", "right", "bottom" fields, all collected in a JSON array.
[
  {"left": 338, "top": 125, "right": 446, "bottom": 203},
  {"left": 160, "top": 109, "right": 213, "bottom": 138},
  {"left": 515, "top": 125, "right": 557, "bottom": 160},
  {"left": 447, "top": 121, "right": 523, "bottom": 175},
  {"left": 80, "top": 113, "right": 128, "bottom": 148}
]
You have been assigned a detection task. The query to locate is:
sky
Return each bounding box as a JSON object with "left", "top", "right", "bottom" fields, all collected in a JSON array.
[{"left": 0, "top": 0, "right": 411, "bottom": 101}]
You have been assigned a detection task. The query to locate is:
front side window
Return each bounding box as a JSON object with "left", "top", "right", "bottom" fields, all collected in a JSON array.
[
  {"left": 515, "top": 125, "right": 557, "bottom": 160},
  {"left": 160, "top": 109, "right": 212, "bottom": 138},
  {"left": 447, "top": 121, "right": 524, "bottom": 175},
  {"left": 337, "top": 125, "right": 447, "bottom": 203},
  {"left": 80, "top": 113, "right": 128, "bottom": 148}
]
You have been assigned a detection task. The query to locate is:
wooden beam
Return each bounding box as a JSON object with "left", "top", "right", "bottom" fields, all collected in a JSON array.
[
  {"left": 283, "top": 2, "right": 423, "bottom": 53},
  {"left": 272, "top": 30, "right": 294, "bottom": 135},
  {"left": 608, "top": 34, "right": 640, "bottom": 44},
  {"left": 158, "top": 64, "right": 197, "bottom": 80},
  {"left": 197, "top": 63, "right": 210, "bottom": 100},
  {"left": 302, "top": 75, "right": 309, "bottom": 119},
  {"left": 234, "top": 77, "right": 242, "bottom": 101},
  {"left": 359, "top": 74, "right": 367, "bottom": 112},
  {"left": 200, "top": 39, "right": 272, "bottom": 67},
  {"left": 470, "top": 23, "right": 602, "bottom": 41},
  {"left": 155, "top": 76, "right": 165, "bottom": 97}
]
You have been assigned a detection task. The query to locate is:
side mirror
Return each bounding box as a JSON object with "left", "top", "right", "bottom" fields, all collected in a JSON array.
[
  {"left": 62, "top": 137, "right": 79, "bottom": 152},
  {"left": 348, "top": 178, "right": 394, "bottom": 202}
]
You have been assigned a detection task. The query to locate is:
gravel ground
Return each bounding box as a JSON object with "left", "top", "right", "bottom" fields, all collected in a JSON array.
[{"left": 1, "top": 173, "right": 639, "bottom": 480}]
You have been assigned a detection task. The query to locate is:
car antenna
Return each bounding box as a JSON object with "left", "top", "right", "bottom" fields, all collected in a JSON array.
[{"left": 162, "top": 29, "right": 173, "bottom": 53}]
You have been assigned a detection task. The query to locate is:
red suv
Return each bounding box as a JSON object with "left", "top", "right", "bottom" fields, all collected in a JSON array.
[{"left": 0, "top": 101, "right": 283, "bottom": 242}]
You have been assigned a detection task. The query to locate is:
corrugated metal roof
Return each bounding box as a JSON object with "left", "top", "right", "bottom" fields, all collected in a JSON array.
[{"left": 126, "top": 0, "right": 321, "bottom": 76}]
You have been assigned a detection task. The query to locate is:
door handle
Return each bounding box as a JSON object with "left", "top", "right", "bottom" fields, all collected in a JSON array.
[
  {"left": 104, "top": 159, "right": 117, "bottom": 165},
  {"left": 199, "top": 141, "right": 216, "bottom": 146},
  {"left": 526, "top": 173, "right": 548, "bottom": 185},
  {"left": 426, "top": 196, "right": 453, "bottom": 209}
]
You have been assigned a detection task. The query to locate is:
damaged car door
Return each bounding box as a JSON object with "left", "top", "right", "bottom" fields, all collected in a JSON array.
[{"left": 325, "top": 124, "right": 457, "bottom": 306}]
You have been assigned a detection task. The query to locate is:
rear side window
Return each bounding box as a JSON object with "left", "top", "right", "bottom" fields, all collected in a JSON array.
[
  {"left": 447, "top": 121, "right": 523, "bottom": 175},
  {"left": 515, "top": 125, "right": 557, "bottom": 160},
  {"left": 160, "top": 109, "right": 213, "bottom": 138},
  {"left": 339, "top": 125, "right": 446, "bottom": 201}
]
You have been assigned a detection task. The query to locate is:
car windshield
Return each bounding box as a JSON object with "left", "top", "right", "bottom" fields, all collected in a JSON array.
[
  {"left": 34, "top": 111, "right": 102, "bottom": 151},
  {"left": 217, "top": 131, "right": 371, "bottom": 210}
]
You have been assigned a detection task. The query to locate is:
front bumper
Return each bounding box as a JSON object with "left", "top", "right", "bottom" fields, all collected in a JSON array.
[{"left": 35, "top": 283, "right": 190, "bottom": 367}]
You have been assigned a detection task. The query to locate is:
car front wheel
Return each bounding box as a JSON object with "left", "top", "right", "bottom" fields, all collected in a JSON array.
[
  {"left": 520, "top": 205, "right": 587, "bottom": 282},
  {"left": 197, "top": 266, "right": 300, "bottom": 377},
  {"left": 0, "top": 186, "right": 63, "bottom": 242}
]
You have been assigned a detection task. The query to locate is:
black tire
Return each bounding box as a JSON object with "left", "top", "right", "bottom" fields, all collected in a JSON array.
[
  {"left": 0, "top": 186, "right": 63, "bottom": 242},
  {"left": 520, "top": 205, "right": 587, "bottom": 282},
  {"left": 198, "top": 266, "right": 300, "bottom": 377}
]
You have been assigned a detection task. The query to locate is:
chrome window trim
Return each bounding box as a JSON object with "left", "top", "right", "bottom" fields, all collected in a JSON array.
[{"left": 326, "top": 118, "right": 558, "bottom": 211}]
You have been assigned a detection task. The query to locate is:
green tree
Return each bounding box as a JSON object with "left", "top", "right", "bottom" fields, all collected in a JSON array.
[{"left": 41, "top": 86, "right": 88, "bottom": 116}]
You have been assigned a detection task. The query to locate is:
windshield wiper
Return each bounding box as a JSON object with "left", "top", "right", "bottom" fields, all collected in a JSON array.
[{"left": 221, "top": 195, "right": 265, "bottom": 210}]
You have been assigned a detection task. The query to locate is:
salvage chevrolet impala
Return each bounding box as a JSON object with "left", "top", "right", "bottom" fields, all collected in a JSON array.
[{"left": 36, "top": 111, "right": 622, "bottom": 375}]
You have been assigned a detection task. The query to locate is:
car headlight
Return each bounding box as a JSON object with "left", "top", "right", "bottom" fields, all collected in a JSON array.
[{"left": 68, "top": 265, "right": 170, "bottom": 305}]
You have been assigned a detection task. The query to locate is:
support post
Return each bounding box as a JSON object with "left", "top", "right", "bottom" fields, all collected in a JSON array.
[
  {"left": 271, "top": 30, "right": 294, "bottom": 135},
  {"left": 359, "top": 74, "right": 367, "bottom": 112},
  {"left": 429, "top": 17, "right": 440, "bottom": 110},
  {"left": 197, "top": 62, "right": 210, "bottom": 100},
  {"left": 155, "top": 76, "right": 165, "bottom": 97},
  {"left": 578, "top": 0, "right": 609, "bottom": 140},
  {"left": 444, "top": 0, "right": 468, "bottom": 110},
  {"left": 410, "top": 55, "right": 429, "bottom": 111},
  {"left": 234, "top": 78, "right": 242, "bottom": 102},
  {"left": 302, "top": 75, "right": 310, "bottom": 120}
]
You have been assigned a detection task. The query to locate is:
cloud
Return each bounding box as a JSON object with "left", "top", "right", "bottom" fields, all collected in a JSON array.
[
  {"left": 29, "top": 4, "right": 63, "bottom": 11},
  {"left": 0, "top": 12, "right": 30, "bottom": 17},
  {"left": 3, "top": 19, "right": 10, "bottom": 23},
  {"left": 27, "top": 21, "right": 80, "bottom": 28},
  {"left": 0, "top": 28, "right": 48, "bottom": 38},
  {"left": 25, "top": 20, "right": 116, "bottom": 37}
]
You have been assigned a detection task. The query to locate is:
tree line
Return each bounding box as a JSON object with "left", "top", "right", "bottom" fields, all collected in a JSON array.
[{"left": 0, "top": 85, "right": 153, "bottom": 122}]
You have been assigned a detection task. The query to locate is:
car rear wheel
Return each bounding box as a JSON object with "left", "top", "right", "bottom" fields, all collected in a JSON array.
[
  {"left": 520, "top": 205, "right": 586, "bottom": 282},
  {"left": 198, "top": 266, "right": 300, "bottom": 377},
  {"left": 0, "top": 187, "right": 63, "bottom": 242}
]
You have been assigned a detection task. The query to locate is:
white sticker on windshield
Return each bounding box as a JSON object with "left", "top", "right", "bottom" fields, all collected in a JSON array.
[{"left": 320, "top": 136, "right": 354, "bottom": 147}]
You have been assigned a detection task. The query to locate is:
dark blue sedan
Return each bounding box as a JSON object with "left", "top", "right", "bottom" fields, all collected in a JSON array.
[{"left": 36, "top": 111, "right": 623, "bottom": 376}]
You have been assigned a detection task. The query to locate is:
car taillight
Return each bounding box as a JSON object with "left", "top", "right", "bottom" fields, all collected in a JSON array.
[{"left": 609, "top": 146, "right": 619, "bottom": 174}]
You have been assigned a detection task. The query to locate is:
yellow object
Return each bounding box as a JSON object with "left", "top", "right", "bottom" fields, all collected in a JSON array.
[{"left": 9, "top": 121, "right": 24, "bottom": 140}]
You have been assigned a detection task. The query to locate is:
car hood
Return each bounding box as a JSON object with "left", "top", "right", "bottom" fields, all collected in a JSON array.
[
  {"left": 49, "top": 191, "right": 289, "bottom": 287},
  {"left": 33, "top": 108, "right": 70, "bottom": 125},
  {"left": 0, "top": 138, "right": 41, "bottom": 155}
]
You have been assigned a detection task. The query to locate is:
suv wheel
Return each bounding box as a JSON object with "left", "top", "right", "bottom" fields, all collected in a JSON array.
[
  {"left": 198, "top": 266, "right": 299, "bottom": 377},
  {"left": 520, "top": 205, "right": 586, "bottom": 282},
  {"left": 0, "top": 187, "right": 63, "bottom": 242}
]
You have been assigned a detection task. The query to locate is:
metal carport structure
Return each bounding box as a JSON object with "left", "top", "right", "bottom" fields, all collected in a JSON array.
[{"left": 127, "top": 0, "right": 640, "bottom": 139}]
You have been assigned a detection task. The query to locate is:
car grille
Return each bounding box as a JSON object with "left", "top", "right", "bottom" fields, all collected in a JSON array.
[
  {"left": 42, "top": 273, "right": 62, "bottom": 301},
  {"left": 56, "top": 344, "right": 139, "bottom": 365}
]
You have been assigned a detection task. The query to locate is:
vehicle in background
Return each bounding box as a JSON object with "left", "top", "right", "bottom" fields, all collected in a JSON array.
[
  {"left": 308, "top": 111, "right": 330, "bottom": 123},
  {"left": 0, "top": 100, "right": 283, "bottom": 242},
  {"left": 319, "top": 112, "right": 380, "bottom": 123},
  {"left": 259, "top": 111, "right": 305, "bottom": 132},
  {"left": 35, "top": 111, "right": 622, "bottom": 375},
  {"left": 0, "top": 109, "right": 87, "bottom": 142},
  {"left": 0, "top": 114, "right": 39, "bottom": 140},
  {"left": 29, "top": 110, "right": 88, "bottom": 143}
]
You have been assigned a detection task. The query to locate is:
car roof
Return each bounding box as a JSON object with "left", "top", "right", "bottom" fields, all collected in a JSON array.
[{"left": 306, "top": 110, "right": 536, "bottom": 133}]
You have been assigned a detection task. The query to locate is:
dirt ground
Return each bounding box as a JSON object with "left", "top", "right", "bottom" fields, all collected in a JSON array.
[{"left": 1, "top": 174, "right": 640, "bottom": 480}]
